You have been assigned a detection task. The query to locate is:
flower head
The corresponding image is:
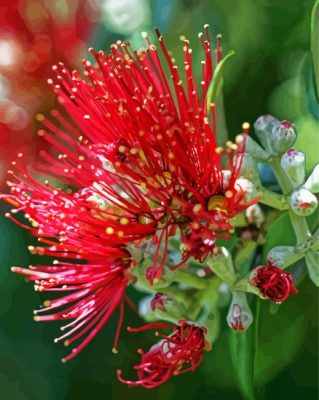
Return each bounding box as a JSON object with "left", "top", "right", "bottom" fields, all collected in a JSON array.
[
  {"left": 117, "top": 321, "right": 208, "bottom": 388},
  {"left": 26, "top": 26, "right": 255, "bottom": 279},
  {"left": 3, "top": 26, "right": 254, "bottom": 361},
  {"left": 250, "top": 261, "right": 298, "bottom": 303}
]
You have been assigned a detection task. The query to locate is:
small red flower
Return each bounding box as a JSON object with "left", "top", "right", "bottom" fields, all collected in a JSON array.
[
  {"left": 117, "top": 321, "right": 209, "bottom": 388},
  {"left": 250, "top": 261, "right": 298, "bottom": 303}
]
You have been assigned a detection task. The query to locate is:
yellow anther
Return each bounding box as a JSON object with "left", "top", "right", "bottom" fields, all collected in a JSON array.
[{"left": 207, "top": 195, "right": 227, "bottom": 212}]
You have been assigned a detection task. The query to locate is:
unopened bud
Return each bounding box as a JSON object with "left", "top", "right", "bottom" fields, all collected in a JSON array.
[
  {"left": 289, "top": 188, "right": 318, "bottom": 216},
  {"left": 150, "top": 292, "right": 171, "bottom": 312},
  {"left": 235, "top": 178, "right": 258, "bottom": 203},
  {"left": 227, "top": 292, "right": 253, "bottom": 332},
  {"left": 281, "top": 149, "right": 305, "bottom": 187},
  {"left": 245, "top": 204, "right": 265, "bottom": 228},
  {"left": 303, "top": 165, "right": 319, "bottom": 194},
  {"left": 254, "top": 114, "right": 278, "bottom": 153},
  {"left": 271, "top": 121, "right": 297, "bottom": 154},
  {"left": 150, "top": 292, "right": 186, "bottom": 322}
]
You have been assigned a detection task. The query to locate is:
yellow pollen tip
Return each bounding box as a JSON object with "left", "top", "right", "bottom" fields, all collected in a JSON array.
[
  {"left": 112, "top": 347, "right": 118, "bottom": 354},
  {"left": 36, "top": 113, "right": 45, "bottom": 121},
  {"left": 242, "top": 122, "right": 250, "bottom": 131},
  {"left": 235, "top": 134, "right": 244, "bottom": 143},
  {"left": 43, "top": 300, "right": 51, "bottom": 307},
  {"left": 215, "top": 146, "right": 223, "bottom": 154},
  {"left": 106, "top": 227, "right": 114, "bottom": 235},
  {"left": 225, "top": 190, "right": 233, "bottom": 198},
  {"left": 120, "top": 217, "right": 129, "bottom": 225},
  {"left": 64, "top": 340, "right": 70, "bottom": 347},
  {"left": 192, "top": 204, "right": 202, "bottom": 213},
  {"left": 33, "top": 316, "right": 40, "bottom": 321}
]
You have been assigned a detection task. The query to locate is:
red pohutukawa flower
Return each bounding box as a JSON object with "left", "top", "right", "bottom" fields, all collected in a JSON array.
[
  {"left": 26, "top": 26, "right": 254, "bottom": 279},
  {"left": 250, "top": 261, "right": 298, "bottom": 303},
  {"left": 3, "top": 26, "right": 254, "bottom": 361},
  {"left": 117, "top": 321, "right": 209, "bottom": 388}
]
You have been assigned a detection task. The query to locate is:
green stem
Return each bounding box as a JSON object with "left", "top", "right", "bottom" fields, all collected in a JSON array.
[
  {"left": 289, "top": 210, "right": 311, "bottom": 246},
  {"left": 174, "top": 269, "right": 208, "bottom": 289},
  {"left": 257, "top": 187, "right": 288, "bottom": 210},
  {"left": 268, "top": 158, "right": 292, "bottom": 195},
  {"left": 269, "top": 157, "right": 312, "bottom": 246}
]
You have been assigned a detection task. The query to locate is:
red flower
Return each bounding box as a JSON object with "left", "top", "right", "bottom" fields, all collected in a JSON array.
[
  {"left": 250, "top": 261, "right": 298, "bottom": 303},
  {"left": 117, "top": 321, "right": 208, "bottom": 388},
  {"left": 4, "top": 174, "right": 145, "bottom": 361},
  {"left": 20, "top": 27, "right": 255, "bottom": 280}
]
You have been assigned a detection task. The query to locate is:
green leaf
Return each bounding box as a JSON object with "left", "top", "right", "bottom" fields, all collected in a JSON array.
[
  {"left": 305, "top": 250, "right": 319, "bottom": 286},
  {"left": 254, "top": 279, "right": 315, "bottom": 385},
  {"left": 206, "top": 50, "right": 235, "bottom": 113},
  {"left": 311, "top": 0, "right": 319, "bottom": 99},
  {"left": 229, "top": 298, "right": 260, "bottom": 400}
]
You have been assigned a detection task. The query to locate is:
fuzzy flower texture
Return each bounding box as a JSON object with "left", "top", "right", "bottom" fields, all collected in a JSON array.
[{"left": 2, "top": 27, "right": 294, "bottom": 388}]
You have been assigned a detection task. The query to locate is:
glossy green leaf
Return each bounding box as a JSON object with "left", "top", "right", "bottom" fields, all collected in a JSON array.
[
  {"left": 305, "top": 250, "right": 319, "bottom": 286},
  {"left": 311, "top": 0, "right": 319, "bottom": 99},
  {"left": 206, "top": 50, "right": 235, "bottom": 113},
  {"left": 254, "top": 279, "right": 315, "bottom": 385}
]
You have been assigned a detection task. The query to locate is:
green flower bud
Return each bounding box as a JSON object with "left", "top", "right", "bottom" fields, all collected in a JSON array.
[
  {"left": 254, "top": 114, "right": 278, "bottom": 153},
  {"left": 289, "top": 188, "right": 318, "bottom": 216},
  {"left": 227, "top": 292, "right": 253, "bottom": 332},
  {"left": 281, "top": 149, "right": 306, "bottom": 188},
  {"left": 271, "top": 121, "right": 297, "bottom": 154}
]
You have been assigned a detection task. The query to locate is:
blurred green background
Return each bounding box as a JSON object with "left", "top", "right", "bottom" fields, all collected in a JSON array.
[{"left": 0, "top": 0, "right": 318, "bottom": 399}]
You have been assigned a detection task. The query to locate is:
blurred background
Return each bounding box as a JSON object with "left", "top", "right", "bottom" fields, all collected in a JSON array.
[{"left": 0, "top": 0, "right": 318, "bottom": 399}]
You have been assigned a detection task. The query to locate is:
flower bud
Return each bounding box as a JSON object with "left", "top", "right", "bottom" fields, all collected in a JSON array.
[
  {"left": 303, "top": 164, "right": 319, "bottom": 194},
  {"left": 250, "top": 261, "right": 298, "bottom": 303},
  {"left": 281, "top": 149, "right": 305, "bottom": 187},
  {"left": 245, "top": 204, "right": 265, "bottom": 228},
  {"left": 270, "top": 121, "right": 297, "bottom": 154},
  {"left": 289, "top": 188, "right": 318, "bottom": 216},
  {"left": 227, "top": 292, "right": 253, "bottom": 332},
  {"left": 234, "top": 178, "right": 258, "bottom": 203},
  {"left": 254, "top": 114, "right": 278, "bottom": 153}
]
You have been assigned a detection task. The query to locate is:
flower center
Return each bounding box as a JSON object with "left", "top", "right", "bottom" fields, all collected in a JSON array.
[{"left": 207, "top": 195, "right": 227, "bottom": 213}]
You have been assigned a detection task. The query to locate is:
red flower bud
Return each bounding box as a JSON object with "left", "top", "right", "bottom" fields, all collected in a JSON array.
[{"left": 250, "top": 261, "right": 298, "bottom": 303}]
